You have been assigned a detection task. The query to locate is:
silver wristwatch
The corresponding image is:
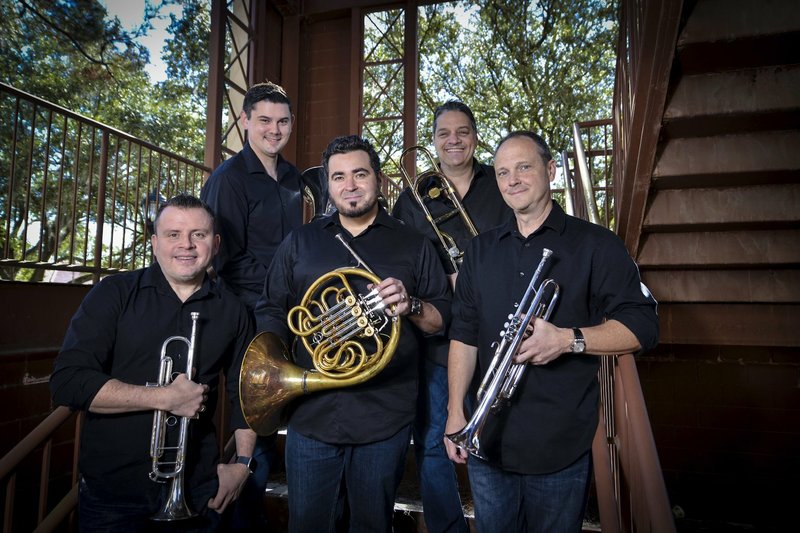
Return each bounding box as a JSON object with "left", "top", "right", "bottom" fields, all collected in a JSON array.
[
  {"left": 571, "top": 327, "right": 586, "bottom": 354},
  {"left": 409, "top": 296, "right": 423, "bottom": 316}
]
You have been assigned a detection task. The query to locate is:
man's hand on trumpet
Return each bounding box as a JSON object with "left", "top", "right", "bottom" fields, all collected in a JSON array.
[
  {"left": 162, "top": 373, "right": 209, "bottom": 418},
  {"left": 513, "top": 318, "right": 571, "bottom": 367}
]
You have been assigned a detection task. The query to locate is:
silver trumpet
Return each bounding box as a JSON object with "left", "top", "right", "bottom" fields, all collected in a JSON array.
[
  {"left": 148, "top": 311, "right": 200, "bottom": 521},
  {"left": 446, "top": 249, "right": 560, "bottom": 459}
]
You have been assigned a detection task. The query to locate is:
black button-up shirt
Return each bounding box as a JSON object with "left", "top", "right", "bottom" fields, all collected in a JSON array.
[
  {"left": 450, "top": 201, "right": 659, "bottom": 474},
  {"left": 201, "top": 142, "right": 304, "bottom": 309},
  {"left": 254, "top": 207, "right": 451, "bottom": 444},
  {"left": 392, "top": 160, "right": 513, "bottom": 365},
  {"left": 50, "top": 264, "right": 253, "bottom": 498}
]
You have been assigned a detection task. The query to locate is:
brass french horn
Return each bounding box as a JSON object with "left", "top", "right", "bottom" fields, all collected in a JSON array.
[{"left": 239, "top": 235, "right": 401, "bottom": 436}]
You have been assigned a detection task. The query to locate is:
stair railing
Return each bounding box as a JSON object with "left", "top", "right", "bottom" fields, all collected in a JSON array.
[
  {"left": 0, "top": 406, "right": 81, "bottom": 533},
  {"left": 593, "top": 354, "right": 676, "bottom": 533}
]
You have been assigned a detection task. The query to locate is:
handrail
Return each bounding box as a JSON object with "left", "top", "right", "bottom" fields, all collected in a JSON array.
[
  {"left": 2, "top": 385, "right": 234, "bottom": 531},
  {"left": 572, "top": 123, "right": 603, "bottom": 225},
  {"left": 0, "top": 82, "right": 210, "bottom": 283},
  {"left": 592, "top": 354, "right": 676, "bottom": 533},
  {"left": 560, "top": 151, "right": 577, "bottom": 217},
  {"left": 0, "top": 407, "right": 73, "bottom": 481},
  {"left": 1, "top": 406, "right": 77, "bottom": 533}
]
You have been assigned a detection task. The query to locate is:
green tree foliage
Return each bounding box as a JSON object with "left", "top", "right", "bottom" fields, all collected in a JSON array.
[
  {"left": 0, "top": 0, "right": 209, "bottom": 161},
  {"left": 417, "top": 0, "right": 617, "bottom": 158},
  {"left": 0, "top": 0, "right": 209, "bottom": 281}
]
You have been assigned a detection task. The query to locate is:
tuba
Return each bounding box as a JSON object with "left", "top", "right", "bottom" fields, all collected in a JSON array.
[
  {"left": 399, "top": 145, "right": 479, "bottom": 272},
  {"left": 239, "top": 234, "right": 401, "bottom": 436},
  {"left": 446, "top": 249, "right": 560, "bottom": 459},
  {"left": 148, "top": 311, "right": 200, "bottom": 521}
]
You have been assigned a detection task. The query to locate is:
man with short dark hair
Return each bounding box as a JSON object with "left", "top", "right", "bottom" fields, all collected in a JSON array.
[
  {"left": 255, "top": 135, "right": 452, "bottom": 532},
  {"left": 444, "top": 131, "right": 659, "bottom": 532},
  {"left": 50, "top": 193, "right": 256, "bottom": 532},
  {"left": 200, "top": 81, "right": 304, "bottom": 527}
]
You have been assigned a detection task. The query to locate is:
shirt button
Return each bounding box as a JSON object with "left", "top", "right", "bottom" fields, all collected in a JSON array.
[
  {"left": 519, "top": 272, "right": 525, "bottom": 277},
  {"left": 524, "top": 243, "right": 530, "bottom": 247}
]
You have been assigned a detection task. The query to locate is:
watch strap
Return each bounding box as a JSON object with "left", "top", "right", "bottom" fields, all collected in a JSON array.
[
  {"left": 571, "top": 327, "right": 586, "bottom": 353},
  {"left": 235, "top": 455, "right": 255, "bottom": 473}
]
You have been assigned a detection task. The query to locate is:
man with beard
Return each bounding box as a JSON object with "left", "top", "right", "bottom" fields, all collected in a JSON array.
[{"left": 254, "top": 135, "right": 451, "bottom": 532}]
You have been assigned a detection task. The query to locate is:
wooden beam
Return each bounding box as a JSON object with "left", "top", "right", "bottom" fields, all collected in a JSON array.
[
  {"left": 644, "top": 184, "right": 800, "bottom": 229},
  {"left": 641, "top": 269, "right": 800, "bottom": 303},
  {"left": 638, "top": 229, "right": 800, "bottom": 267},
  {"left": 657, "top": 303, "right": 800, "bottom": 346}
]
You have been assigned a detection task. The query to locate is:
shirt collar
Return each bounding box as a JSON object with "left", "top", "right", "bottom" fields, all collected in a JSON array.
[
  {"left": 497, "top": 200, "right": 567, "bottom": 241},
  {"left": 322, "top": 205, "right": 400, "bottom": 234},
  {"left": 241, "top": 142, "right": 291, "bottom": 181},
  {"left": 141, "top": 262, "right": 217, "bottom": 301}
]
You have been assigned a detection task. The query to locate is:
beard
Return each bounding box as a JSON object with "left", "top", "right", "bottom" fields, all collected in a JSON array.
[{"left": 336, "top": 195, "right": 378, "bottom": 219}]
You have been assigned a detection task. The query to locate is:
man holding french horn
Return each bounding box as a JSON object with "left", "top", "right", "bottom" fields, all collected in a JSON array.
[
  {"left": 253, "top": 135, "right": 451, "bottom": 532},
  {"left": 50, "top": 194, "right": 257, "bottom": 532},
  {"left": 444, "top": 131, "right": 659, "bottom": 532}
]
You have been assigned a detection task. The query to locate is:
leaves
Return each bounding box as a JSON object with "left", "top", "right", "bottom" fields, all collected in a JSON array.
[{"left": 417, "top": 0, "right": 617, "bottom": 158}]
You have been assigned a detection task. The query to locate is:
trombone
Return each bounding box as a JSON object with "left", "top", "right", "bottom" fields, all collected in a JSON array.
[{"left": 399, "top": 145, "right": 479, "bottom": 272}]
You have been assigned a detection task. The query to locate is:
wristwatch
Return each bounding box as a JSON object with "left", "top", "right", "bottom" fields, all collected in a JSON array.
[
  {"left": 235, "top": 455, "right": 256, "bottom": 474},
  {"left": 409, "top": 296, "right": 423, "bottom": 316},
  {"left": 571, "top": 327, "right": 586, "bottom": 354}
]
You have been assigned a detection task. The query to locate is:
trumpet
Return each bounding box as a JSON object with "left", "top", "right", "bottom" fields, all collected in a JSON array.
[
  {"left": 446, "top": 249, "right": 559, "bottom": 459},
  {"left": 148, "top": 311, "right": 200, "bottom": 521},
  {"left": 399, "top": 145, "right": 478, "bottom": 272},
  {"left": 239, "top": 234, "right": 401, "bottom": 436}
]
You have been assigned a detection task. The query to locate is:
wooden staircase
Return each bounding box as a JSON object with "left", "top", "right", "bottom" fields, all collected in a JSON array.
[
  {"left": 618, "top": 0, "right": 800, "bottom": 529},
  {"left": 635, "top": 0, "right": 800, "bottom": 346}
]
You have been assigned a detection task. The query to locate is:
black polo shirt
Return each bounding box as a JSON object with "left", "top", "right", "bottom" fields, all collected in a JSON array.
[
  {"left": 50, "top": 263, "right": 254, "bottom": 498},
  {"left": 201, "top": 142, "right": 303, "bottom": 309},
  {"left": 392, "top": 160, "right": 512, "bottom": 365},
  {"left": 254, "top": 207, "right": 452, "bottom": 444},
  {"left": 450, "top": 201, "right": 659, "bottom": 474}
]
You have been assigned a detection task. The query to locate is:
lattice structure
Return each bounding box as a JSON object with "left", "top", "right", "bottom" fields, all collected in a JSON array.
[{"left": 361, "top": 8, "right": 407, "bottom": 204}]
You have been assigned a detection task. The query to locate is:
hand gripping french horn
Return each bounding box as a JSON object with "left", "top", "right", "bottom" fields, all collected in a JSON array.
[{"left": 239, "top": 234, "right": 401, "bottom": 436}]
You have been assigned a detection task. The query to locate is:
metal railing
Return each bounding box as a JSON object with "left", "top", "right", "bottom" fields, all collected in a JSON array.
[
  {"left": 0, "top": 82, "right": 210, "bottom": 284},
  {"left": 0, "top": 406, "right": 80, "bottom": 533},
  {"left": 560, "top": 118, "right": 615, "bottom": 229}
]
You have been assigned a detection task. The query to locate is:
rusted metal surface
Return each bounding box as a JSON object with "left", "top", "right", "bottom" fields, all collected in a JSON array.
[
  {"left": 653, "top": 130, "right": 800, "bottom": 183},
  {"left": 642, "top": 269, "right": 800, "bottom": 303},
  {"left": 613, "top": 0, "right": 683, "bottom": 258},
  {"left": 658, "top": 303, "right": 800, "bottom": 346},
  {"left": 678, "top": 0, "right": 800, "bottom": 45},
  {"left": 644, "top": 184, "right": 800, "bottom": 228},
  {"left": 664, "top": 65, "right": 800, "bottom": 122},
  {"left": 638, "top": 229, "right": 800, "bottom": 267}
]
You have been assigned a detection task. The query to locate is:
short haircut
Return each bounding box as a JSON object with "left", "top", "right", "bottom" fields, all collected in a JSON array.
[
  {"left": 242, "top": 81, "right": 292, "bottom": 118},
  {"left": 322, "top": 135, "right": 382, "bottom": 181},
  {"left": 432, "top": 100, "right": 478, "bottom": 136},
  {"left": 153, "top": 193, "right": 216, "bottom": 233},
  {"left": 495, "top": 130, "right": 553, "bottom": 164}
]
